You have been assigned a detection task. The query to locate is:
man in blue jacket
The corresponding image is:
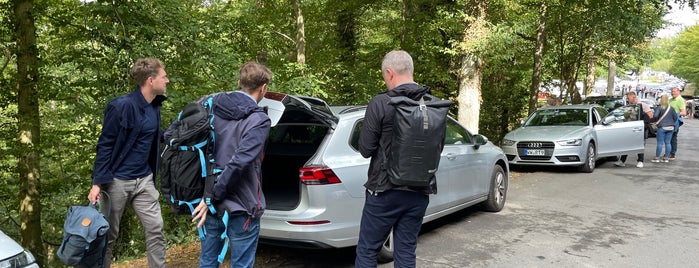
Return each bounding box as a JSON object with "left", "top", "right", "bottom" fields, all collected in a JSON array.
[
  {"left": 88, "top": 57, "right": 168, "bottom": 267},
  {"left": 191, "top": 61, "right": 272, "bottom": 268}
]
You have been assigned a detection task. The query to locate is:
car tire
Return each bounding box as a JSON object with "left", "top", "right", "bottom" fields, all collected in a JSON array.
[
  {"left": 377, "top": 230, "right": 394, "bottom": 263},
  {"left": 481, "top": 165, "right": 507, "bottom": 212},
  {"left": 578, "top": 143, "right": 595, "bottom": 173}
]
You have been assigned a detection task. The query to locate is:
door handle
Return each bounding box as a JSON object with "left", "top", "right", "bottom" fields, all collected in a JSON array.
[{"left": 446, "top": 153, "right": 457, "bottom": 160}]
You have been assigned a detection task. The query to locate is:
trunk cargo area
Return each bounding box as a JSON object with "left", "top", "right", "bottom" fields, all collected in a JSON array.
[{"left": 261, "top": 124, "right": 326, "bottom": 211}]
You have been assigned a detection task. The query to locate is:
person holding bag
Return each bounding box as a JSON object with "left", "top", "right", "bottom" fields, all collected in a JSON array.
[{"left": 651, "top": 94, "right": 678, "bottom": 163}]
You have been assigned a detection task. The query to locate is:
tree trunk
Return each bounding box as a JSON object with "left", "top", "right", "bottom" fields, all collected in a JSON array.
[
  {"left": 528, "top": 1, "right": 547, "bottom": 115},
  {"left": 458, "top": 54, "right": 482, "bottom": 133},
  {"left": 13, "top": 0, "right": 45, "bottom": 265},
  {"left": 293, "top": 0, "right": 305, "bottom": 67},
  {"left": 335, "top": 3, "right": 358, "bottom": 102},
  {"left": 584, "top": 43, "right": 596, "bottom": 97},
  {"left": 607, "top": 59, "right": 615, "bottom": 96},
  {"left": 457, "top": 0, "right": 488, "bottom": 133}
]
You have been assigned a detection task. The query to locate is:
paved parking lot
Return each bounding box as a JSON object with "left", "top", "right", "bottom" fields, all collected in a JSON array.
[{"left": 256, "top": 118, "right": 699, "bottom": 267}]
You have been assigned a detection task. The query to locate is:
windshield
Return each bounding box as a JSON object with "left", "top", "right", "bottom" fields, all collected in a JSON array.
[
  {"left": 584, "top": 98, "right": 625, "bottom": 111},
  {"left": 524, "top": 109, "right": 589, "bottom": 126}
]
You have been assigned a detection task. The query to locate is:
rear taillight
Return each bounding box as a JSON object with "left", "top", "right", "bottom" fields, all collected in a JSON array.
[{"left": 299, "top": 166, "right": 341, "bottom": 185}]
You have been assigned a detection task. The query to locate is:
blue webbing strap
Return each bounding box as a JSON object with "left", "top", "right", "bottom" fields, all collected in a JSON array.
[
  {"left": 205, "top": 198, "right": 216, "bottom": 215},
  {"left": 173, "top": 197, "right": 206, "bottom": 241},
  {"left": 217, "top": 211, "right": 229, "bottom": 264},
  {"left": 177, "top": 140, "right": 209, "bottom": 178}
]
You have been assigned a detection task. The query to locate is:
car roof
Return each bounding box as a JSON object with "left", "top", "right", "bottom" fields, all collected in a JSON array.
[
  {"left": 537, "top": 104, "right": 600, "bottom": 110},
  {"left": 0, "top": 230, "right": 24, "bottom": 259},
  {"left": 585, "top": 95, "right": 623, "bottom": 99}
]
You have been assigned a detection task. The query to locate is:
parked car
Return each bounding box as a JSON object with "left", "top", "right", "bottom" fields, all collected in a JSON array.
[
  {"left": 257, "top": 92, "right": 509, "bottom": 262},
  {"left": 0, "top": 230, "right": 39, "bottom": 268},
  {"left": 501, "top": 104, "right": 645, "bottom": 173},
  {"left": 582, "top": 96, "right": 626, "bottom": 112}
]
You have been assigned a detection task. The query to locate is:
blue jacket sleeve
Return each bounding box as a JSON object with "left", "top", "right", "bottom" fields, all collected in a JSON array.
[{"left": 91, "top": 104, "right": 120, "bottom": 185}]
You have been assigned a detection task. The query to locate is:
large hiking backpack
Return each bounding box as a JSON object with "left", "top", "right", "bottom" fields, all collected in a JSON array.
[
  {"left": 160, "top": 96, "right": 219, "bottom": 216},
  {"left": 57, "top": 192, "right": 110, "bottom": 268},
  {"left": 160, "top": 95, "right": 230, "bottom": 263},
  {"left": 387, "top": 94, "right": 452, "bottom": 187}
]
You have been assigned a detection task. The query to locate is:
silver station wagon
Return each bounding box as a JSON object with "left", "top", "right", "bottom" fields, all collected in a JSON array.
[
  {"left": 501, "top": 104, "right": 645, "bottom": 172},
  {"left": 258, "top": 92, "right": 509, "bottom": 261}
]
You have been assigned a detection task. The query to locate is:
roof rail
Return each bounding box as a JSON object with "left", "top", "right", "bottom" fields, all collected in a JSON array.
[{"left": 338, "top": 106, "right": 367, "bottom": 114}]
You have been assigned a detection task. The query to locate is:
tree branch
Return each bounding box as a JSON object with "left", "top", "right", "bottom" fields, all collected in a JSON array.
[
  {"left": 516, "top": 32, "right": 536, "bottom": 42},
  {"left": 273, "top": 30, "right": 296, "bottom": 44},
  {"left": 0, "top": 45, "right": 12, "bottom": 73}
]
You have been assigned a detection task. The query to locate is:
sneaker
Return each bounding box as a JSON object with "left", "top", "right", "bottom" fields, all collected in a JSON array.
[
  {"left": 651, "top": 158, "right": 660, "bottom": 163},
  {"left": 636, "top": 162, "right": 644, "bottom": 168},
  {"left": 614, "top": 160, "right": 625, "bottom": 167},
  {"left": 669, "top": 155, "right": 676, "bottom": 160},
  {"left": 663, "top": 158, "right": 670, "bottom": 163}
]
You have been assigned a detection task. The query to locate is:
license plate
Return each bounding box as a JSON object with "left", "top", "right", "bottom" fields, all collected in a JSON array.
[{"left": 524, "top": 149, "right": 545, "bottom": 156}]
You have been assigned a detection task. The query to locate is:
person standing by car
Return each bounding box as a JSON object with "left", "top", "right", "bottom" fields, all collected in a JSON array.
[
  {"left": 88, "top": 57, "right": 168, "bottom": 267},
  {"left": 356, "top": 50, "right": 437, "bottom": 268},
  {"left": 668, "top": 87, "right": 686, "bottom": 160},
  {"left": 190, "top": 61, "right": 272, "bottom": 268},
  {"left": 615, "top": 92, "right": 653, "bottom": 168},
  {"left": 652, "top": 94, "right": 678, "bottom": 163}
]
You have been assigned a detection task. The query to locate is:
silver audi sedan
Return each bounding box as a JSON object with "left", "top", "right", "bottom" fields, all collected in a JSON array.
[
  {"left": 258, "top": 92, "right": 509, "bottom": 262},
  {"left": 501, "top": 104, "right": 645, "bottom": 173}
]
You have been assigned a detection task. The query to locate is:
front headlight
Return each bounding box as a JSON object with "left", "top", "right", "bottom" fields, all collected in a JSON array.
[
  {"left": 501, "top": 139, "right": 515, "bottom": 146},
  {"left": 0, "top": 250, "right": 36, "bottom": 268},
  {"left": 556, "top": 139, "right": 582, "bottom": 146}
]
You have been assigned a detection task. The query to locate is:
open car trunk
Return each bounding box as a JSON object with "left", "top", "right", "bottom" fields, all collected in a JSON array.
[{"left": 258, "top": 93, "right": 337, "bottom": 211}]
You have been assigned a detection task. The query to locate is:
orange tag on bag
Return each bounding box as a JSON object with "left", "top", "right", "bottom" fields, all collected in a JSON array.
[{"left": 81, "top": 218, "right": 92, "bottom": 227}]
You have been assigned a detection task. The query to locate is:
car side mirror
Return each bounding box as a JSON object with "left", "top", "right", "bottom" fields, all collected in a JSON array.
[
  {"left": 473, "top": 134, "right": 488, "bottom": 149},
  {"left": 602, "top": 116, "right": 615, "bottom": 125}
]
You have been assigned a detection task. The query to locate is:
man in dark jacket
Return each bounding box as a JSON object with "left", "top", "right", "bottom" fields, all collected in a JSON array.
[
  {"left": 191, "top": 61, "right": 272, "bottom": 268},
  {"left": 88, "top": 57, "right": 168, "bottom": 267},
  {"left": 355, "top": 50, "right": 436, "bottom": 268}
]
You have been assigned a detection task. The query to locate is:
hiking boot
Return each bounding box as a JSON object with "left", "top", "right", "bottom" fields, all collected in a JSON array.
[
  {"left": 636, "top": 162, "right": 644, "bottom": 168},
  {"left": 614, "top": 160, "right": 625, "bottom": 167},
  {"left": 651, "top": 158, "right": 660, "bottom": 163}
]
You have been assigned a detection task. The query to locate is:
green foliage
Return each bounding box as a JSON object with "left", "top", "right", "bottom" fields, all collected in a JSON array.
[
  {"left": 669, "top": 24, "right": 699, "bottom": 84},
  {"left": 1, "top": 0, "right": 688, "bottom": 265}
]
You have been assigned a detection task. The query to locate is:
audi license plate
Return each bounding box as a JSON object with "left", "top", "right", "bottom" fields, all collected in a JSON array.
[{"left": 524, "top": 149, "right": 545, "bottom": 156}]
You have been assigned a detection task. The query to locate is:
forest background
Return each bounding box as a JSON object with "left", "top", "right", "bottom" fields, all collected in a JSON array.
[{"left": 3, "top": 0, "right": 699, "bottom": 266}]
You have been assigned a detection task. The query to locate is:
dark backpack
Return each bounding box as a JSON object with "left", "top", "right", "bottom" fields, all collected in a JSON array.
[
  {"left": 386, "top": 94, "right": 452, "bottom": 187},
  {"left": 161, "top": 96, "right": 219, "bottom": 216},
  {"left": 57, "top": 196, "right": 110, "bottom": 268}
]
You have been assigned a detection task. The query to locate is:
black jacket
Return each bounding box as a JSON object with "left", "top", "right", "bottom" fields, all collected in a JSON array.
[{"left": 358, "top": 83, "right": 437, "bottom": 195}]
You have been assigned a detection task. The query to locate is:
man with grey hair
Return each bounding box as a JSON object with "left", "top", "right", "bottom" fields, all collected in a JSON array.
[
  {"left": 668, "top": 87, "right": 686, "bottom": 160},
  {"left": 356, "top": 50, "right": 437, "bottom": 267},
  {"left": 88, "top": 57, "right": 168, "bottom": 267}
]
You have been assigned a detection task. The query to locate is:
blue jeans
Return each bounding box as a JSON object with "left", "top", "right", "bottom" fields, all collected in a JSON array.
[
  {"left": 670, "top": 120, "right": 680, "bottom": 155},
  {"left": 656, "top": 128, "right": 673, "bottom": 158},
  {"left": 355, "top": 190, "right": 429, "bottom": 268},
  {"left": 200, "top": 212, "right": 260, "bottom": 268}
]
